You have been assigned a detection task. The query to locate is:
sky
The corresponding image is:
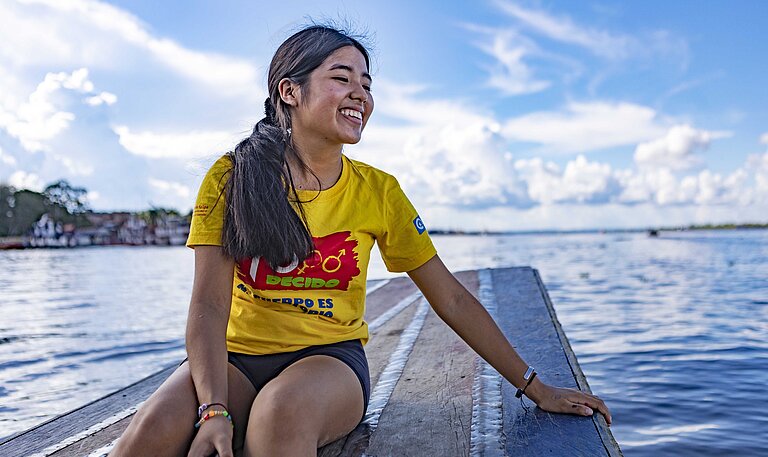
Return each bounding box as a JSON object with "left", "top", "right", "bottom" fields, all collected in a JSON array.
[{"left": 0, "top": 0, "right": 767, "bottom": 231}]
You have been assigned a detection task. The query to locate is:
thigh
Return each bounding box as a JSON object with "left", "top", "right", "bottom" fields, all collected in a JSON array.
[{"left": 245, "top": 355, "right": 365, "bottom": 453}]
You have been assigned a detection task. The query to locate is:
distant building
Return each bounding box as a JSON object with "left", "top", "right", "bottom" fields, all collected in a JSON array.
[
  {"left": 29, "top": 213, "right": 70, "bottom": 247},
  {"left": 153, "top": 214, "right": 190, "bottom": 246},
  {"left": 23, "top": 211, "right": 191, "bottom": 248}
]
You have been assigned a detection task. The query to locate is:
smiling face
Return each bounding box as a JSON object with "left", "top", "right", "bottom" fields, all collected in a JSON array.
[{"left": 285, "top": 46, "right": 374, "bottom": 149}]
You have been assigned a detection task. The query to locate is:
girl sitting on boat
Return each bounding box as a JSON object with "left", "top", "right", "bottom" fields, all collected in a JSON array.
[{"left": 112, "top": 24, "right": 611, "bottom": 457}]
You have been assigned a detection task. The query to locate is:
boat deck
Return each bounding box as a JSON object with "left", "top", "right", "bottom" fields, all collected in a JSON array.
[{"left": 0, "top": 267, "right": 622, "bottom": 456}]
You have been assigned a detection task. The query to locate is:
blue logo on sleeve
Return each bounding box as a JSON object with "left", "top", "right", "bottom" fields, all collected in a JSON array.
[{"left": 413, "top": 216, "right": 426, "bottom": 234}]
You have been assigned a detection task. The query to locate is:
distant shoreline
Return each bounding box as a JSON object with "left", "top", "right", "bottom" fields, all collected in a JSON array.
[
  {"left": 3, "top": 223, "right": 766, "bottom": 249},
  {"left": 428, "top": 223, "right": 768, "bottom": 237}
]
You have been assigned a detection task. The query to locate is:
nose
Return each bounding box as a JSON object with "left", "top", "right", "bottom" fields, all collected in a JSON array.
[{"left": 351, "top": 83, "right": 368, "bottom": 104}]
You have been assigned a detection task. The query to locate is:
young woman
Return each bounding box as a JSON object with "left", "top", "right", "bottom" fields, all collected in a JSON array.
[{"left": 112, "top": 25, "right": 611, "bottom": 457}]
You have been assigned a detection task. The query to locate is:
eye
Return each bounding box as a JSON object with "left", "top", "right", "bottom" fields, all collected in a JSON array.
[
  {"left": 363, "top": 85, "right": 372, "bottom": 92},
  {"left": 332, "top": 76, "right": 348, "bottom": 83}
]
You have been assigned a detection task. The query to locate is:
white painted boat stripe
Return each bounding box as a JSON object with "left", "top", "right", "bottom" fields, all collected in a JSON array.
[
  {"left": 29, "top": 401, "right": 144, "bottom": 457},
  {"left": 86, "top": 441, "right": 116, "bottom": 457},
  {"left": 367, "top": 290, "right": 421, "bottom": 333},
  {"left": 470, "top": 269, "right": 506, "bottom": 456},
  {"left": 363, "top": 297, "right": 429, "bottom": 430},
  {"left": 365, "top": 278, "right": 391, "bottom": 295}
]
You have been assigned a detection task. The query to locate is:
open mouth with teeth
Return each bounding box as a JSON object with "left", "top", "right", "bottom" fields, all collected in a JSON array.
[{"left": 340, "top": 108, "right": 363, "bottom": 121}]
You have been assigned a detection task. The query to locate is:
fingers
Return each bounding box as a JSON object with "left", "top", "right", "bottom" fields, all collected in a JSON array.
[
  {"left": 586, "top": 394, "right": 612, "bottom": 426},
  {"left": 570, "top": 402, "right": 594, "bottom": 416},
  {"left": 569, "top": 392, "right": 612, "bottom": 426},
  {"left": 187, "top": 428, "right": 234, "bottom": 457},
  {"left": 214, "top": 436, "right": 234, "bottom": 457}
]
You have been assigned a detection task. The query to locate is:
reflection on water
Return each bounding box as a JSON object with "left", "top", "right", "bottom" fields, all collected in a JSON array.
[
  {"left": 0, "top": 247, "right": 193, "bottom": 435},
  {"left": 2, "top": 230, "right": 768, "bottom": 455}
]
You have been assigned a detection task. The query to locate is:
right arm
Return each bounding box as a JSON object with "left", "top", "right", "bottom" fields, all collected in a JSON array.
[{"left": 185, "top": 245, "right": 235, "bottom": 456}]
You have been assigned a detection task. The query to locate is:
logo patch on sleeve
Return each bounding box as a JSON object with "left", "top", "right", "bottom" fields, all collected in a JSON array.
[{"left": 413, "top": 216, "right": 426, "bottom": 234}]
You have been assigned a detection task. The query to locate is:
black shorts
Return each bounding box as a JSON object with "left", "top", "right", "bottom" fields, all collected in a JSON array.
[{"left": 227, "top": 339, "right": 370, "bottom": 421}]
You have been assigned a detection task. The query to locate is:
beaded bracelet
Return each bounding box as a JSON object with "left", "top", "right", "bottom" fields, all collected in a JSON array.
[
  {"left": 198, "top": 402, "right": 228, "bottom": 418},
  {"left": 194, "top": 410, "right": 233, "bottom": 429}
]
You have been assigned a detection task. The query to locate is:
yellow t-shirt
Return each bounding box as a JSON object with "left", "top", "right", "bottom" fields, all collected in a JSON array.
[{"left": 186, "top": 154, "right": 437, "bottom": 354}]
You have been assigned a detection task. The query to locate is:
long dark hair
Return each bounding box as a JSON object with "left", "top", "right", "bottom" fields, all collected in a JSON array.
[{"left": 221, "top": 25, "right": 370, "bottom": 268}]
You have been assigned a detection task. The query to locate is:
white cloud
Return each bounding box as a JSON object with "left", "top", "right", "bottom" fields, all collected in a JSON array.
[
  {"left": 0, "top": 1, "right": 76, "bottom": 69},
  {"left": 512, "top": 155, "right": 751, "bottom": 209},
  {"left": 494, "top": 0, "right": 632, "bottom": 59},
  {"left": 475, "top": 29, "right": 550, "bottom": 96},
  {"left": 617, "top": 167, "right": 748, "bottom": 206},
  {"left": 53, "top": 153, "right": 94, "bottom": 176},
  {"left": 0, "top": 146, "right": 17, "bottom": 166},
  {"left": 513, "top": 154, "right": 748, "bottom": 208},
  {"left": 634, "top": 125, "right": 731, "bottom": 171},
  {"left": 0, "top": 0, "right": 757, "bottom": 229},
  {"left": 148, "top": 177, "right": 190, "bottom": 199},
  {"left": 84, "top": 91, "right": 117, "bottom": 106},
  {"left": 694, "top": 169, "right": 748, "bottom": 205},
  {"left": 0, "top": 1, "right": 261, "bottom": 213},
  {"left": 350, "top": 82, "right": 530, "bottom": 209},
  {"left": 8, "top": 170, "right": 44, "bottom": 191},
  {"left": 2, "top": 0, "right": 260, "bottom": 98},
  {"left": 476, "top": 1, "right": 688, "bottom": 99},
  {"left": 352, "top": 83, "right": 765, "bottom": 215},
  {"left": 748, "top": 152, "right": 768, "bottom": 203},
  {"left": 493, "top": 0, "right": 687, "bottom": 62},
  {"left": 502, "top": 101, "right": 667, "bottom": 153},
  {"left": 515, "top": 155, "right": 618, "bottom": 204},
  {"left": 113, "top": 125, "right": 240, "bottom": 159},
  {"left": 760, "top": 132, "right": 768, "bottom": 145},
  {"left": 0, "top": 68, "right": 99, "bottom": 152}
]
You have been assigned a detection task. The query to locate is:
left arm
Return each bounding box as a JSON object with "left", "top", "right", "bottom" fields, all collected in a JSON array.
[{"left": 408, "top": 255, "right": 612, "bottom": 426}]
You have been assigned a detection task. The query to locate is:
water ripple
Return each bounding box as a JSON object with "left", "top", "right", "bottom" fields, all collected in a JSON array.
[{"left": 1, "top": 233, "right": 767, "bottom": 455}]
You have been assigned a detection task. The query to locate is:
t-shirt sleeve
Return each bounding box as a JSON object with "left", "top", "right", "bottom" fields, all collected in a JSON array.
[
  {"left": 377, "top": 178, "right": 437, "bottom": 272},
  {"left": 186, "top": 155, "right": 232, "bottom": 248}
]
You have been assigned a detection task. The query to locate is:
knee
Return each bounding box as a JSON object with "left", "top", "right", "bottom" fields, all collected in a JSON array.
[
  {"left": 118, "top": 397, "right": 194, "bottom": 451},
  {"left": 132, "top": 402, "right": 182, "bottom": 437},
  {"left": 249, "top": 383, "right": 310, "bottom": 439}
]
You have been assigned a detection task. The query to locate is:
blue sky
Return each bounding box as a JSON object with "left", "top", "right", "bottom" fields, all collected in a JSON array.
[{"left": 1, "top": 0, "right": 766, "bottom": 230}]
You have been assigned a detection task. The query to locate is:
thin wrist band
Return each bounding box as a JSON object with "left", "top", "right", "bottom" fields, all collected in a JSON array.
[{"left": 515, "top": 366, "right": 537, "bottom": 398}]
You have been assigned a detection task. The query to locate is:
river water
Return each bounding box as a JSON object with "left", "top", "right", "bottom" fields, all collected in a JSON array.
[{"left": 1, "top": 230, "right": 767, "bottom": 455}]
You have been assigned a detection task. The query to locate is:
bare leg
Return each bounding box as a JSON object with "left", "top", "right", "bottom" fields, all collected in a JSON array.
[
  {"left": 111, "top": 361, "right": 257, "bottom": 457},
  {"left": 243, "top": 355, "right": 365, "bottom": 457}
]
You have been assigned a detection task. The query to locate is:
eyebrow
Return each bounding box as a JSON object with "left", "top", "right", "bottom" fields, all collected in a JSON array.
[{"left": 328, "top": 64, "right": 372, "bottom": 82}]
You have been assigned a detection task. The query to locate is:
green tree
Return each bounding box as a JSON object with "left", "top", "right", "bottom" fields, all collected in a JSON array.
[
  {"left": 1, "top": 180, "right": 93, "bottom": 236},
  {"left": 43, "top": 180, "right": 89, "bottom": 217},
  {"left": 137, "top": 206, "right": 181, "bottom": 226},
  {"left": 0, "top": 185, "right": 48, "bottom": 236}
]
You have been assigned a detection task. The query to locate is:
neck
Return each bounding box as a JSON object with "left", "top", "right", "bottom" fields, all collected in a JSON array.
[{"left": 288, "top": 132, "right": 344, "bottom": 191}]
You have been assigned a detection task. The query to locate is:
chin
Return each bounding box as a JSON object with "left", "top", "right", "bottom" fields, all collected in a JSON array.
[
  {"left": 345, "top": 136, "right": 363, "bottom": 145},
  {"left": 337, "top": 131, "right": 363, "bottom": 145}
]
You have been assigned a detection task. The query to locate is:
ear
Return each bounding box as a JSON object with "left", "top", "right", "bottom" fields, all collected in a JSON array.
[{"left": 278, "top": 78, "right": 300, "bottom": 107}]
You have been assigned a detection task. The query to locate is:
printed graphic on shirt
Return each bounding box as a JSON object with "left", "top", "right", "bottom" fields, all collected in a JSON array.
[
  {"left": 413, "top": 215, "right": 426, "bottom": 234},
  {"left": 235, "top": 283, "right": 336, "bottom": 317},
  {"left": 236, "top": 231, "right": 361, "bottom": 291}
]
